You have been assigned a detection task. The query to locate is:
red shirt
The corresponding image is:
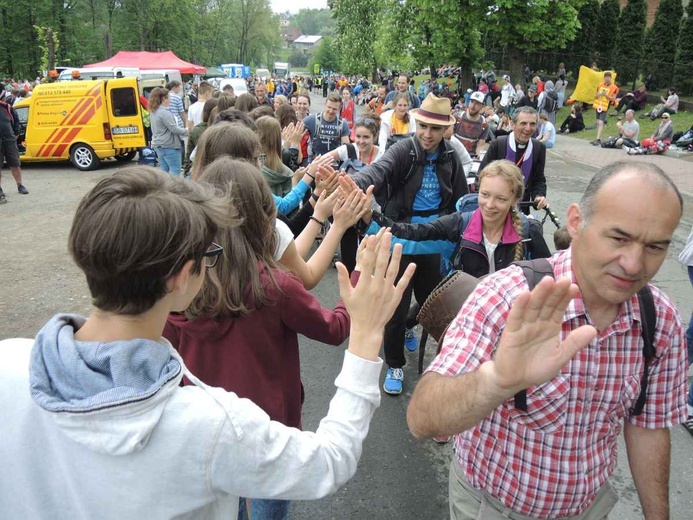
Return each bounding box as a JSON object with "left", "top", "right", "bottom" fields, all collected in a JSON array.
[
  {"left": 428, "top": 248, "right": 687, "bottom": 518},
  {"left": 341, "top": 99, "right": 355, "bottom": 129},
  {"left": 164, "top": 266, "right": 356, "bottom": 429}
]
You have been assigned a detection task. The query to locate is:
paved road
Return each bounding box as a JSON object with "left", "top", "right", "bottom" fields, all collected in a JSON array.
[
  {"left": 292, "top": 92, "right": 693, "bottom": 519},
  {"left": 1, "top": 92, "right": 691, "bottom": 518}
]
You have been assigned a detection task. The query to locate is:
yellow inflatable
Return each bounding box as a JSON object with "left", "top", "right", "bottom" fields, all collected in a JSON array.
[{"left": 565, "top": 66, "right": 618, "bottom": 105}]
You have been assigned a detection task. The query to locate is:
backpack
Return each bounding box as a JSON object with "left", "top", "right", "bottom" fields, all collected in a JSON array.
[
  {"left": 339, "top": 143, "right": 366, "bottom": 173},
  {"left": 311, "top": 113, "right": 345, "bottom": 151},
  {"left": 544, "top": 91, "right": 558, "bottom": 113},
  {"left": 385, "top": 133, "right": 412, "bottom": 151},
  {"left": 513, "top": 258, "right": 656, "bottom": 417}
]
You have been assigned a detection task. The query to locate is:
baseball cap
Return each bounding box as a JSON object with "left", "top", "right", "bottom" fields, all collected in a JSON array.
[
  {"left": 528, "top": 85, "right": 538, "bottom": 93},
  {"left": 470, "top": 91, "right": 485, "bottom": 104},
  {"left": 502, "top": 74, "right": 510, "bottom": 81}
]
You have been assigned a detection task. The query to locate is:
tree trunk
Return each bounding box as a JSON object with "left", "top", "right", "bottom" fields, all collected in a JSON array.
[
  {"left": 507, "top": 45, "right": 525, "bottom": 89},
  {"left": 458, "top": 61, "right": 473, "bottom": 92}
]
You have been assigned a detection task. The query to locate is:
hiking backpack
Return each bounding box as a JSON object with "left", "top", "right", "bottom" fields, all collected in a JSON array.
[{"left": 544, "top": 91, "right": 559, "bottom": 113}]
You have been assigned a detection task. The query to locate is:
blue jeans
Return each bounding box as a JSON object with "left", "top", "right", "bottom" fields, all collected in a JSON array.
[
  {"left": 154, "top": 147, "right": 182, "bottom": 176},
  {"left": 687, "top": 267, "right": 693, "bottom": 407},
  {"left": 237, "top": 497, "right": 290, "bottom": 520}
]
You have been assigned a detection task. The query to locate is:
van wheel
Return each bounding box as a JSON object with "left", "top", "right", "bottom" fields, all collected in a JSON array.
[
  {"left": 70, "top": 144, "right": 101, "bottom": 171},
  {"left": 115, "top": 151, "right": 137, "bottom": 162}
]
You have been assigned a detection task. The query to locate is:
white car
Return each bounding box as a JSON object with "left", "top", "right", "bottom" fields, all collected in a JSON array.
[{"left": 218, "top": 78, "right": 248, "bottom": 95}]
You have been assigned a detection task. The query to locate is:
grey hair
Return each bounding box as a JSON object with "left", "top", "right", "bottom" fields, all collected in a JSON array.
[
  {"left": 625, "top": 109, "right": 635, "bottom": 117},
  {"left": 512, "top": 106, "right": 537, "bottom": 124},
  {"left": 580, "top": 161, "right": 683, "bottom": 223}
]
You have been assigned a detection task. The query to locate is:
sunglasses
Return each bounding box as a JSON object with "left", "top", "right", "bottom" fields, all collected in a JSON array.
[
  {"left": 202, "top": 242, "right": 223, "bottom": 268},
  {"left": 357, "top": 117, "right": 375, "bottom": 125}
]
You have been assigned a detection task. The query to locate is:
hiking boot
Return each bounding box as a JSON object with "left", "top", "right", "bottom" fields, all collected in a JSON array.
[
  {"left": 383, "top": 367, "right": 404, "bottom": 395},
  {"left": 0, "top": 189, "right": 6, "bottom": 204},
  {"left": 17, "top": 184, "right": 28, "bottom": 195},
  {"left": 590, "top": 139, "right": 601, "bottom": 146},
  {"left": 404, "top": 327, "right": 418, "bottom": 352}
]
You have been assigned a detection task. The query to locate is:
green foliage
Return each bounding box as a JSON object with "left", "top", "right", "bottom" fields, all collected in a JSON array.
[
  {"left": 309, "top": 37, "right": 341, "bottom": 74},
  {"left": 330, "top": 0, "right": 380, "bottom": 76},
  {"left": 564, "top": 0, "right": 600, "bottom": 75},
  {"left": 595, "top": 0, "right": 620, "bottom": 69},
  {"left": 614, "top": 0, "right": 647, "bottom": 86},
  {"left": 34, "top": 26, "right": 60, "bottom": 71},
  {"left": 290, "top": 8, "right": 336, "bottom": 37},
  {"left": 0, "top": 0, "right": 281, "bottom": 78},
  {"left": 674, "top": 1, "right": 693, "bottom": 95},
  {"left": 644, "top": 0, "right": 683, "bottom": 88},
  {"left": 289, "top": 47, "right": 309, "bottom": 68}
]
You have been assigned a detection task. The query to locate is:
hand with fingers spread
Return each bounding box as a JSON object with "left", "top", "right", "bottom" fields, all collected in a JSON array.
[
  {"left": 333, "top": 187, "right": 373, "bottom": 232},
  {"left": 313, "top": 189, "right": 341, "bottom": 222},
  {"left": 281, "top": 123, "right": 296, "bottom": 146},
  {"left": 488, "top": 276, "right": 597, "bottom": 393},
  {"left": 315, "top": 166, "right": 340, "bottom": 196},
  {"left": 337, "top": 232, "right": 416, "bottom": 360}
]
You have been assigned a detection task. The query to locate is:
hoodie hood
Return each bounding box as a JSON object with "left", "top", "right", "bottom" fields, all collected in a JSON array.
[
  {"left": 544, "top": 81, "right": 555, "bottom": 92},
  {"left": 261, "top": 164, "right": 293, "bottom": 196},
  {"left": 29, "top": 314, "right": 182, "bottom": 455}
]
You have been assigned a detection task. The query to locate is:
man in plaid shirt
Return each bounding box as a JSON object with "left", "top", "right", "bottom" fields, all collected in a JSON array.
[{"left": 408, "top": 161, "right": 687, "bottom": 519}]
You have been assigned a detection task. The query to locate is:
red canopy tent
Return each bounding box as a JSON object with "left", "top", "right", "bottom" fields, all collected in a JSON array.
[{"left": 83, "top": 51, "right": 206, "bottom": 74}]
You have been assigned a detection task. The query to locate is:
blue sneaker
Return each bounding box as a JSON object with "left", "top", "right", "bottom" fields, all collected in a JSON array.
[
  {"left": 404, "top": 327, "right": 418, "bottom": 352},
  {"left": 384, "top": 368, "right": 404, "bottom": 395}
]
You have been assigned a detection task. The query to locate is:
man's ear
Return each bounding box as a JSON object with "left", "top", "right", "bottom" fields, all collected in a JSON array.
[
  {"left": 167, "top": 260, "right": 197, "bottom": 294},
  {"left": 566, "top": 203, "right": 583, "bottom": 239}
]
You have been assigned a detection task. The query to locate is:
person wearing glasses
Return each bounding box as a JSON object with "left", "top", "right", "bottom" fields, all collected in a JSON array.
[
  {"left": 164, "top": 156, "right": 371, "bottom": 520},
  {"left": 149, "top": 87, "right": 189, "bottom": 176},
  {"left": 0, "top": 165, "right": 417, "bottom": 519}
]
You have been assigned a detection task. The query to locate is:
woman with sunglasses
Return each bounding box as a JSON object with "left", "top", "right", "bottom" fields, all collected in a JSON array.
[{"left": 164, "top": 156, "right": 369, "bottom": 520}]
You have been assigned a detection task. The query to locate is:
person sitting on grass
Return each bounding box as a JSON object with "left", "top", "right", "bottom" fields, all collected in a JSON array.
[{"left": 559, "top": 104, "right": 585, "bottom": 135}]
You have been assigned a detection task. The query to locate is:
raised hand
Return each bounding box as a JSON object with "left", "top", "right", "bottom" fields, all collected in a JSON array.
[
  {"left": 489, "top": 276, "right": 597, "bottom": 393},
  {"left": 315, "top": 166, "right": 340, "bottom": 196},
  {"left": 333, "top": 186, "right": 373, "bottom": 231},
  {"left": 337, "top": 232, "right": 416, "bottom": 360},
  {"left": 313, "top": 189, "right": 341, "bottom": 222}
]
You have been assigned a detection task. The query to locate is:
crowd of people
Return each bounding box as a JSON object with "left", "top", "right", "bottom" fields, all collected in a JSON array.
[{"left": 1, "top": 61, "right": 692, "bottom": 520}]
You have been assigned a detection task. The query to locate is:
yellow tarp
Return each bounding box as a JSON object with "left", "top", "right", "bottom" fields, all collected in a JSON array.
[{"left": 566, "top": 66, "right": 618, "bottom": 105}]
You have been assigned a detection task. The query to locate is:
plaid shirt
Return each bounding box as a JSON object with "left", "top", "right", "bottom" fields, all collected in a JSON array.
[{"left": 428, "top": 248, "right": 687, "bottom": 518}]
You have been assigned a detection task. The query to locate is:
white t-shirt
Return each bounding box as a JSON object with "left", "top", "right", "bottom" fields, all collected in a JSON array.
[
  {"left": 483, "top": 233, "right": 498, "bottom": 274},
  {"left": 188, "top": 101, "right": 205, "bottom": 127},
  {"left": 333, "top": 144, "right": 384, "bottom": 164},
  {"left": 274, "top": 219, "right": 293, "bottom": 260}
]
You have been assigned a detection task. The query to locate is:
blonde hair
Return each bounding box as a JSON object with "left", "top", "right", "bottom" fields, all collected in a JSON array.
[{"left": 478, "top": 159, "right": 525, "bottom": 262}]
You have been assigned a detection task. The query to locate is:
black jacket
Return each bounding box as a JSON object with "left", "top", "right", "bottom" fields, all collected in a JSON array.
[
  {"left": 479, "top": 136, "right": 547, "bottom": 202},
  {"left": 351, "top": 136, "right": 468, "bottom": 222},
  {"left": 372, "top": 208, "right": 551, "bottom": 278}
]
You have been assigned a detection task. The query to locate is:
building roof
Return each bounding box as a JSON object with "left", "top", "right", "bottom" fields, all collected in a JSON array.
[{"left": 293, "top": 35, "right": 323, "bottom": 44}]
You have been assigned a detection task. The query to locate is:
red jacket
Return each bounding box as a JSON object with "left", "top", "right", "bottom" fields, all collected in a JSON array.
[{"left": 164, "top": 266, "right": 356, "bottom": 429}]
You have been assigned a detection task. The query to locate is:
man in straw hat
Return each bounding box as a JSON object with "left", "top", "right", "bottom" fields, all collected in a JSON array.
[{"left": 351, "top": 93, "right": 468, "bottom": 396}]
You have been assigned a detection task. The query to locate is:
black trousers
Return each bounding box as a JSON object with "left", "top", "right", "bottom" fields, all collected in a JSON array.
[
  {"left": 616, "top": 98, "right": 641, "bottom": 113},
  {"left": 339, "top": 226, "right": 359, "bottom": 273},
  {"left": 383, "top": 253, "right": 442, "bottom": 368}
]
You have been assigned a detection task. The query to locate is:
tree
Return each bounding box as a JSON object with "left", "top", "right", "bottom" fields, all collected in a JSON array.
[
  {"left": 564, "top": 0, "right": 600, "bottom": 76},
  {"left": 291, "top": 8, "right": 336, "bottom": 37},
  {"left": 595, "top": 0, "right": 620, "bottom": 69},
  {"left": 330, "top": 0, "right": 380, "bottom": 77},
  {"left": 309, "top": 36, "right": 340, "bottom": 74},
  {"left": 614, "top": 0, "right": 647, "bottom": 87},
  {"left": 673, "top": 1, "right": 693, "bottom": 95},
  {"left": 484, "top": 0, "right": 584, "bottom": 90},
  {"left": 643, "top": 0, "right": 683, "bottom": 88},
  {"left": 288, "top": 47, "right": 308, "bottom": 68}
]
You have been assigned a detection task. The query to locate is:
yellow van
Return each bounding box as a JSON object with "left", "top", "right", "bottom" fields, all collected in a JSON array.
[{"left": 13, "top": 77, "right": 146, "bottom": 170}]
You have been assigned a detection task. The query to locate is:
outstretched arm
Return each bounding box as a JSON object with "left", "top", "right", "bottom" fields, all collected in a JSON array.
[{"left": 407, "top": 276, "right": 596, "bottom": 438}]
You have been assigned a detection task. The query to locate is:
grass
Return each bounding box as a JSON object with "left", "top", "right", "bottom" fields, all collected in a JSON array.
[{"left": 557, "top": 104, "right": 692, "bottom": 144}]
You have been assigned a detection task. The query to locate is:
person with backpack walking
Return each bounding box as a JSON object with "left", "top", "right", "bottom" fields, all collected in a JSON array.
[
  {"left": 302, "top": 91, "right": 350, "bottom": 163},
  {"left": 537, "top": 80, "right": 559, "bottom": 125},
  {"left": 407, "top": 161, "right": 688, "bottom": 520}
]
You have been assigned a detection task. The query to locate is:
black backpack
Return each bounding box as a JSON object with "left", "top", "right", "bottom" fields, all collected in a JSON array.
[
  {"left": 514, "top": 258, "right": 656, "bottom": 416},
  {"left": 544, "top": 91, "right": 559, "bottom": 113}
]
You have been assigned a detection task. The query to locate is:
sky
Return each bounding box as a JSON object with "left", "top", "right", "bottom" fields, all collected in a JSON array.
[{"left": 271, "top": 0, "right": 327, "bottom": 14}]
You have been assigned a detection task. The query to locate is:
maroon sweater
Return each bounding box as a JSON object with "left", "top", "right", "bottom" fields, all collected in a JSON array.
[{"left": 164, "top": 266, "right": 357, "bottom": 429}]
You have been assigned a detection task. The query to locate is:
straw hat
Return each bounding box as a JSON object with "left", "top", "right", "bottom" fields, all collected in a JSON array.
[{"left": 410, "top": 93, "right": 455, "bottom": 126}]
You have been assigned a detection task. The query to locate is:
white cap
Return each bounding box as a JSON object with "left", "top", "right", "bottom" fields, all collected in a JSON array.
[{"left": 470, "top": 91, "right": 485, "bottom": 104}]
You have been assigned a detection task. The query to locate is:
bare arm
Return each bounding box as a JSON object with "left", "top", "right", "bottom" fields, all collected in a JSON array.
[
  {"left": 624, "top": 423, "right": 671, "bottom": 520},
  {"left": 407, "top": 276, "right": 597, "bottom": 439}
]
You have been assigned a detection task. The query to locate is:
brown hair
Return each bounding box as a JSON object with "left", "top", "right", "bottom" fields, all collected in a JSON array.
[
  {"left": 216, "top": 92, "right": 237, "bottom": 112},
  {"left": 213, "top": 108, "right": 257, "bottom": 129},
  {"left": 201, "top": 99, "right": 219, "bottom": 125},
  {"left": 186, "top": 157, "right": 280, "bottom": 319},
  {"left": 69, "top": 167, "right": 232, "bottom": 315},
  {"left": 249, "top": 105, "right": 275, "bottom": 120},
  {"left": 198, "top": 81, "right": 213, "bottom": 97},
  {"left": 275, "top": 103, "right": 298, "bottom": 129},
  {"left": 478, "top": 160, "right": 525, "bottom": 261},
  {"left": 255, "top": 116, "right": 284, "bottom": 172},
  {"left": 148, "top": 87, "right": 169, "bottom": 112},
  {"left": 553, "top": 226, "right": 572, "bottom": 251},
  {"left": 326, "top": 91, "right": 341, "bottom": 105},
  {"left": 235, "top": 93, "right": 259, "bottom": 112},
  {"left": 191, "top": 123, "right": 261, "bottom": 181},
  {"left": 393, "top": 92, "right": 411, "bottom": 123}
]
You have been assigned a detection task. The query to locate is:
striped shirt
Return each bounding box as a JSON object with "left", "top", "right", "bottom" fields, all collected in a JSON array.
[
  {"left": 427, "top": 248, "right": 687, "bottom": 518},
  {"left": 168, "top": 93, "right": 186, "bottom": 128}
]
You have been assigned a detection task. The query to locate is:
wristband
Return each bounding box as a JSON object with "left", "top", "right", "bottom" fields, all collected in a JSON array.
[
  {"left": 311, "top": 192, "right": 320, "bottom": 201},
  {"left": 307, "top": 173, "right": 316, "bottom": 181},
  {"left": 309, "top": 216, "right": 324, "bottom": 226}
]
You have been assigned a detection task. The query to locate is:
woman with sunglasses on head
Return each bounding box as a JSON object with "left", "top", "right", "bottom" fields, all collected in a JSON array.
[
  {"left": 324, "top": 118, "right": 383, "bottom": 174},
  {"left": 164, "top": 156, "right": 370, "bottom": 520}
]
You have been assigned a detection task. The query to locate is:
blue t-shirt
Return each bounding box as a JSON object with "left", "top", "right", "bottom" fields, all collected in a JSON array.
[
  {"left": 303, "top": 114, "right": 350, "bottom": 159},
  {"left": 411, "top": 152, "right": 442, "bottom": 223}
]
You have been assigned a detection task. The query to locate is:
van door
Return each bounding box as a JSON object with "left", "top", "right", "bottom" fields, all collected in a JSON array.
[{"left": 105, "top": 78, "right": 146, "bottom": 150}]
